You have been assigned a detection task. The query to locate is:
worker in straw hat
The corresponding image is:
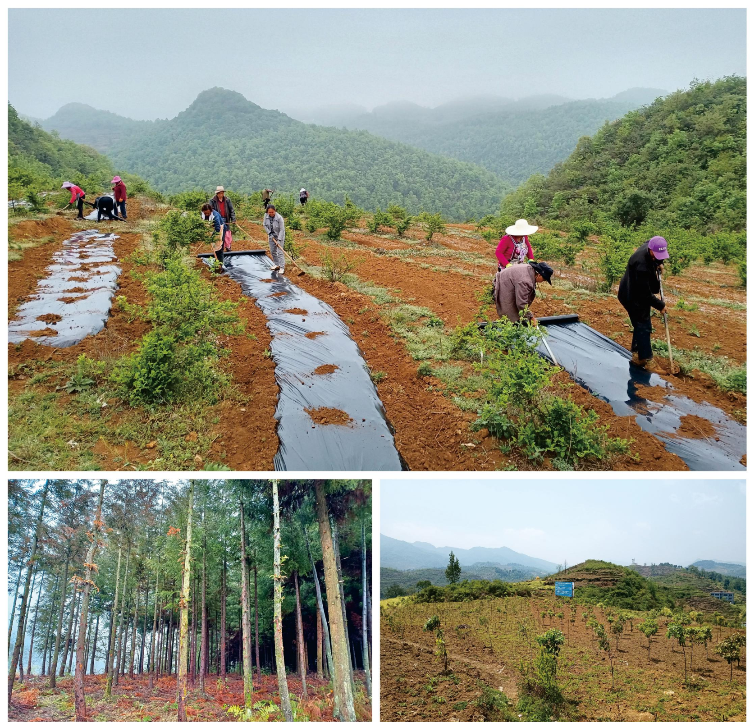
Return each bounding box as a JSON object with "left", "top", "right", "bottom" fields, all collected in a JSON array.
[
  {"left": 494, "top": 260, "right": 554, "bottom": 324},
  {"left": 495, "top": 218, "right": 537, "bottom": 271},
  {"left": 618, "top": 236, "right": 669, "bottom": 371}
]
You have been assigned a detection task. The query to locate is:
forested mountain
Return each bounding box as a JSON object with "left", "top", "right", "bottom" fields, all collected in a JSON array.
[
  {"left": 40, "top": 88, "right": 510, "bottom": 219},
  {"left": 8, "top": 104, "right": 113, "bottom": 193},
  {"left": 381, "top": 534, "right": 557, "bottom": 572},
  {"left": 692, "top": 560, "right": 746, "bottom": 579},
  {"left": 308, "top": 89, "right": 665, "bottom": 184},
  {"left": 503, "top": 76, "right": 747, "bottom": 232}
]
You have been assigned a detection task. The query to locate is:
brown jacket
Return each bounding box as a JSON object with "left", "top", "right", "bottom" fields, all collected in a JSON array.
[{"left": 493, "top": 263, "right": 537, "bottom": 322}]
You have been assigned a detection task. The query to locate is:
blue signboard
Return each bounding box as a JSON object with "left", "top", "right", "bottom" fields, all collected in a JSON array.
[{"left": 555, "top": 582, "right": 574, "bottom": 598}]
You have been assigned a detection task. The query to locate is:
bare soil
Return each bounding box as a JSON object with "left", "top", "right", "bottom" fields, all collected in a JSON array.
[{"left": 305, "top": 407, "right": 353, "bottom": 426}]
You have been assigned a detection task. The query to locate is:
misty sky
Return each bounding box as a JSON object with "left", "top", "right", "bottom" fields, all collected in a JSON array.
[
  {"left": 9, "top": 8, "right": 746, "bottom": 121},
  {"left": 380, "top": 479, "right": 746, "bottom": 568}
]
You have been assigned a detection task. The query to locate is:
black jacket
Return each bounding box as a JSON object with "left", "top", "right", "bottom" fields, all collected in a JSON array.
[
  {"left": 617, "top": 242, "right": 665, "bottom": 313},
  {"left": 210, "top": 194, "right": 236, "bottom": 223}
]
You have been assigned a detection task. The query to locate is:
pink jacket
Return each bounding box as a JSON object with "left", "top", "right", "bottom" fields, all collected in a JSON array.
[
  {"left": 68, "top": 185, "right": 85, "bottom": 203},
  {"left": 495, "top": 234, "right": 534, "bottom": 268}
]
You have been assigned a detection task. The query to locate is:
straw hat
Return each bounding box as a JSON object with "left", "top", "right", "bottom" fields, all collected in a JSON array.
[
  {"left": 216, "top": 186, "right": 225, "bottom": 193},
  {"left": 505, "top": 219, "right": 538, "bottom": 236}
]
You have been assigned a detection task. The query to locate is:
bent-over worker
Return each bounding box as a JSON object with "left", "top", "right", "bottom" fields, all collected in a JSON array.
[
  {"left": 263, "top": 204, "right": 286, "bottom": 273},
  {"left": 261, "top": 188, "right": 274, "bottom": 210},
  {"left": 617, "top": 236, "right": 669, "bottom": 371},
  {"left": 61, "top": 181, "right": 86, "bottom": 219},
  {"left": 495, "top": 218, "right": 536, "bottom": 271},
  {"left": 494, "top": 260, "right": 554, "bottom": 323},
  {"left": 93, "top": 195, "right": 120, "bottom": 222}
]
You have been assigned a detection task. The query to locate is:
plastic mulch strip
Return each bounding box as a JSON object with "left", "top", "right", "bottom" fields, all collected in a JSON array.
[
  {"left": 8, "top": 229, "right": 120, "bottom": 348},
  {"left": 537, "top": 320, "right": 746, "bottom": 471},
  {"left": 202, "top": 251, "right": 404, "bottom": 471}
]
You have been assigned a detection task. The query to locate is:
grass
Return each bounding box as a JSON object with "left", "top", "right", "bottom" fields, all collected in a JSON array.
[
  {"left": 652, "top": 341, "right": 746, "bottom": 393},
  {"left": 8, "top": 234, "right": 55, "bottom": 261}
]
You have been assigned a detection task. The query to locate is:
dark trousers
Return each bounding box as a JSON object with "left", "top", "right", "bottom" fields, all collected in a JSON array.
[
  {"left": 263, "top": 198, "right": 270, "bottom": 209},
  {"left": 114, "top": 200, "right": 126, "bottom": 219},
  {"left": 75, "top": 197, "right": 84, "bottom": 218},
  {"left": 626, "top": 308, "right": 653, "bottom": 360}
]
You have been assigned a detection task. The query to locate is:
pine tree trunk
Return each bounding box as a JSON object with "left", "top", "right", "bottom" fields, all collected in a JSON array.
[
  {"left": 361, "top": 521, "right": 372, "bottom": 699},
  {"left": 254, "top": 564, "right": 261, "bottom": 685},
  {"left": 148, "top": 563, "right": 160, "bottom": 690},
  {"left": 332, "top": 516, "right": 356, "bottom": 688},
  {"left": 19, "top": 569, "right": 38, "bottom": 682},
  {"left": 41, "top": 573, "right": 60, "bottom": 676},
  {"left": 9, "top": 480, "right": 50, "bottom": 700},
  {"left": 272, "top": 481, "right": 294, "bottom": 722},
  {"left": 240, "top": 500, "right": 254, "bottom": 708},
  {"left": 67, "top": 593, "right": 80, "bottom": 675},
  {"left": 89, "top": 613, "right": 100, "bottom": 675},
  {"left": 105, "top": 545, "right": 123, "bottom": 696},
  {"left": 200, "top": 500, "right": 207, "bottom": 694},
  {"left": 305, "top": 526, "right": 336, "bottom": 713},
  {"left": 113, "top": 545, "right": 131, "bottom": 686},
  {"left": 315, "top": 481, "right": 356, "bottom": 722},
  {"left": 74, "top": 480, "right": 106, "bottom": 722},
  {"left": 8, "top": 562, "right": 24, "bottom": 654},
  {"left": 139, "top": 582, "right": 149, "bottom": 675},
  {"left": 129, "top": 583, "right": 140, "bottom": 678},
  {"left": 60, "top": 596, "right": 80, "bottom": 679},
  {"left": 316, "top": 607, "right": 323, "bottom": 679},
  {"left": 220, "top": 556, "right": 227, "bottom": 679},
  {"left": 190, "top": 574, "right": 197, "bottom": 686},
  {"left": 176, "top": 481, "right": 195, "bottom": 722},
  {"left": 294, "top": 570, "right": 308, "bottom": 698}
]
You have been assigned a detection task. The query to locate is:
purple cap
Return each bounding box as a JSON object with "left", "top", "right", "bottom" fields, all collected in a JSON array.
[{"left": 648, "top": 236, "right": 669, "bottom": 260}]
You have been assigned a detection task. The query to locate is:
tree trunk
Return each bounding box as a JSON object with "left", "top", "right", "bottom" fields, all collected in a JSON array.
[
  {"left": 113, "top": 545, "right": 131, "bottom": 686},
  {"left": 190, "top": 574, "right": 197, "bottom": 686},
  {"left": 305, "top": 527, "right": 335, "bottom": 694},
  {"left": 361, "top": 521, "right": 372, "bottom": 699},
  {"left": 104, "top": 545, "right": 123, "bottom": 696},
  {"left": 41, "top": 573, "right": 60, "bottom": 676},
  {"left": 220, "top": 556, "right": 227, "bottom": 680},
  {"left": 8, "top": 562, "right": 24, "bottom": 654},
  {"left": 19, "top": 569, "right": 39, "bottom": 682},
  {"left": 66, "top": 593, "right": 80, "bottom": 675},
  {"left": 272, "top": 481, "right": 294, "bottom": 722},
  {"left": 316, "top": 607, "right": 323, "bottom": 679},
  {"left": 240, "top": 500, "right": 254, "bottom": 708},
  {"left": 200, "top": 500, "right": 207, "bottom": 694},
  {"left": 148, "top": 563, "right": 160, "bottom": 690},
  {"left": 176, "top": 481, "right": 194, "bottom": 722},
  {"left": 315, "top": 480, "right": 356, "bottom": 722},
  {"left": 9, "top": 480, "right": 50, "bottom": 700},
  {"left": 129, "top": 583, "right": 140, "bottom": 678},
  {"left": 89, "top": 613, "right": 100, "bottom": 675},
  {"left": 139, "top": 582, "right": 149, "bottom": 675},
  {"left": 51, "top": 567, "right": 73, "bottom": 686},
  {"left": 331, "top": 516, "right": 356, "bottom": 689},
  {"left": 74, "top": 480, "right": 106, "bottom": 722},
  {"left": 254, "top": 564, "right": 261, "bottom": 685},
  {"left": 294, "top": 570, "right": 308, "bottom": 698}
]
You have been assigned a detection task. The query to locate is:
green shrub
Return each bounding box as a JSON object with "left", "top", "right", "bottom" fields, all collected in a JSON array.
[
  {"left": 366, "top": 208, "right": 393, "bottom": 233},
  {"left": 168, "top": 189, "right": 211, "bottom": 210},
  {"left": 65, "top": 354, "right": 105, "bottom": 394},
  {"left": 112, "top": 330, "right": 180, "bottom": 405},
  {"left": 395, "top": 215, "right": 412, "bottom": 237},
  {"left": 421, "top": 212, "right": 447, "bottom": 242},
  {"left": 152, "top": 210, "right": 211, "bottom": 251},
  {"left": 597, "top": 234, "right": 632, "bottom": 291},
  {"left": 474, "top": 683, "right": 514, "bottom": 721},
  {"left": 320, "top": 249, "right": 362, "bottom": 282}
]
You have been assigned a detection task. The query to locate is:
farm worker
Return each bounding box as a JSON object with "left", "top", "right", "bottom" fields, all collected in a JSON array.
[
  {"left": 299, "top": 188, "right": 309, "bottom": 206},
  {"left": 111, "top": 176, "right": 127, "bottom": 219},
  {"left": 261, "top": 188, "right": 274, "bottom": 210},
  {"left": 61, "top": 181, "right": 86, "bottom": 219},
  {"left": 92, "top": 195, "right": 121, "bottom": 222},
  {"left": 209, "top": 186, "right": 235, "bottom": 250},
  {"left": 493, "top": 260, "right": 553, "bottom": 323},
  {"left": 201, "top": 202, "right": 228, "bottom": 271},
  {"left": 495, "top": 218, "right": 536, "bottom": 271},
  {"left": 264, "top": 204, "right": 286, "bottom": 273},
  {"left": 617, "top": 236, "right": 669, "bottom": 370}
]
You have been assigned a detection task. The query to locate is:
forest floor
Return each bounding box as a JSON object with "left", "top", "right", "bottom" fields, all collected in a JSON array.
[
  {"left": 380, "top": 597, "right": 746, "bottom": 722},
  {"left": 7, "top": 202, "right": 746, "bottom": 470},
  {"left": 9, "top": 672, "right": 371, "bottom": 722}
]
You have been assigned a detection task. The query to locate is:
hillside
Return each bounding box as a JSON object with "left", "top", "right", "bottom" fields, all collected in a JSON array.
[
  {"left": 503, "top": 76, "right": 747, "bottom": 232},
  {"left": 314, "top": 90, "right": 665, "bottom": 185},
  {"left": 40, "top": 88, "right": 511, "bottom": 219},
  {"left": 8, "top": 104, "right": 113, "bottom": 195},
  {"left": 692, "top": 559, "right": 746, "bottom": 578},
  {"left": 381, "top": 561, "right": 545, "bottom": 597},
  {"left": 381, "top": 534, "right": 557, "bottom": 572}
]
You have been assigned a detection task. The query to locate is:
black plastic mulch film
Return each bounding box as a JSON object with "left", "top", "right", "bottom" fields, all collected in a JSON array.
[
  {"left": 8, "top": 229, "right": 121, "bottom": 347},
  {"left": 203, "top": 251, "right": 404, "bottom": 471},
  {"left": 535, "top": 317, "right": 746, "bottom": 471}
]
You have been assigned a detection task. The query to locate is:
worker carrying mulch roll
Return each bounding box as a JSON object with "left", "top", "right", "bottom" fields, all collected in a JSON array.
[
  {"left": 493, "top": 260, "right": 554, "bottom": 323},
  {"left": 618, "top": 236, "right": 669, "bottom": 371}
]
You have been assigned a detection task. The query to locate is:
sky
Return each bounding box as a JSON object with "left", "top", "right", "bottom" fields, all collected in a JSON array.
[
  {"left": 380, "top": 479, "right": 747, "bottom": 568},
  {"left": 8, "top": 8, "right": 747, "bottom": 121}
]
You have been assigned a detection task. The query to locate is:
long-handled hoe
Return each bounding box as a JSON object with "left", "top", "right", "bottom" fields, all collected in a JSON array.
[
  {"left": 236, "top": 221, "right": 309, "bottom": 277},
  {"left": 658, "top": 269, "right": 675, "bottom": 374}
]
